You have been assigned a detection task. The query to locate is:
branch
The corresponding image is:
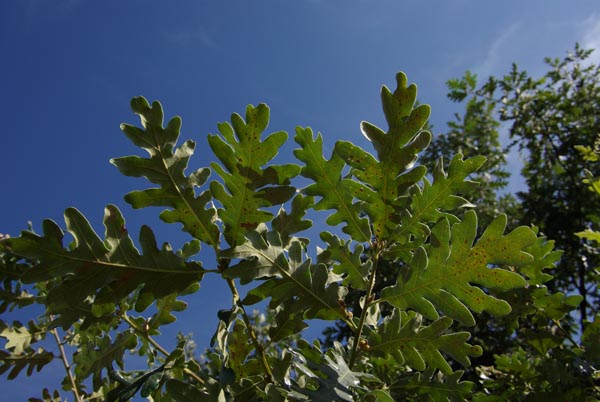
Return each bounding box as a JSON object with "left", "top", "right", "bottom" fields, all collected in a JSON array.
[
  {"left": 122, "top": 314, "right": 205, "bottom": 386},
  {"left": 50, "top": 321, "right": 82, "bottom": 402},
  {"left": 225, "top": 277, "right": 274, "bottom": 382},
  {"left": 348, "top": 244, "right": 379, "bottom": 369}
]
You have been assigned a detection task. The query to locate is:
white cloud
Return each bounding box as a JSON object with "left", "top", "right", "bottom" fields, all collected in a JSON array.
[
  {"left": 581, "top": 14, "right": 600, "bottom": 65},
  {"left": 164, "top": 27, "right": 215, "bottom": 48},
  {"left": 473, "top": 23, "right": 521, "bottom": 78}
]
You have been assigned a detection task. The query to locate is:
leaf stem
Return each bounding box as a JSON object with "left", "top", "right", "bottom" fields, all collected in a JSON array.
[
  {"left": 49, "top": 321, "right": 82, "bottom": 402},
  {"left": 348, "top": 245, "right": 380, "bottom": 369},
  {"left": 552, "top": 319, "right": 581, "bottom": 348},
  {"left": 225, "top": 277, "right": 274, "bottom": 382},
  {"left": 122, "top": 314, "right": 205, "bottom": 386}
]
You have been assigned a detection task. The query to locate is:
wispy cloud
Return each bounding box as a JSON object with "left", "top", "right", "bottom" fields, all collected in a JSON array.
[
  {"left": 581, "top": 14, "right": 600, "bottom": 64},
  {"left": 163, "top": 27, "right": 215, "bottom": 48},
  {"left": 473, "top": 22, "right": 521, "bottom": 78},
  {"left": 17, "top": 0, "right": 81, "bottom": 28}
]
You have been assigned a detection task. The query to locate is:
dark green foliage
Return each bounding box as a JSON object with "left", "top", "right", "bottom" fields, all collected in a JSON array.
[
  {"left": 440, "top": 45, "right": 600, "bottom": 326},
  {"left": 420, "top": 44, "right": 600, "bottom": 398},
  {"left": 2, "top": 205, "right": 204, "bottom": 329}
]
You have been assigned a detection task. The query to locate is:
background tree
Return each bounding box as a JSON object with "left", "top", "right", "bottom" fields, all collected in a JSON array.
[
  {"left": 323, "top": 45, "right": 600, "bottom": 398},
  {"left": 421, "top": 44, "right": 600, "bottom": 398},
  {"left": 443, "top": 44, "right": 600, "bottom": 330}
]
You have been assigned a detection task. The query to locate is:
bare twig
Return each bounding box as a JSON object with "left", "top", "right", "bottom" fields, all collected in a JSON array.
[
  {"left": 122, "top": 314, "right": 205, "bottom": 386},
  {"left": 49, "top": 320, "right": 82, "bottom": 402}
]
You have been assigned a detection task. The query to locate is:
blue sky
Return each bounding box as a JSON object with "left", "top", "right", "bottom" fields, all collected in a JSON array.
[{"left": 2, "top": 0, "right": 600, "bottom": 399}]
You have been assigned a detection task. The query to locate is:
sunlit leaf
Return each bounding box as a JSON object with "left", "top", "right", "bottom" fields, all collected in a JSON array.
[
  {"left": 382, "top": 212, "right": 534, "bottom": 326},
  {"left": 294, "top": 127, "right": 371, "bottom": 242},
  {"left": 208, "top": 104, "right": 300, "bottom": 245},
  {"left": 111, "top": 96, "right": 220, "bottom": 246}
]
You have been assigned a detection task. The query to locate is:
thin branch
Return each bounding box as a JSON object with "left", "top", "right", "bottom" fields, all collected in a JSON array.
[
  {"left": 225, "top": 277, "right": 274, "bottom": 382},
  {"left": 552, "top": 319, "right": 581, "bottom": 348},
  {"left": 348, "top": 244, "right": 379, "bottom": 370},
  {"left": 49, "top": 319, "right": 82, "bottom": 402},
  {"left": 122, "top": 314, "right": 205, "bottom": 386}
]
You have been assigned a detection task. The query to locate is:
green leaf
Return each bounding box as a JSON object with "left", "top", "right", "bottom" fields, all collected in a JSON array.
[
  {"left": 4, "top": 205, "right": 204, "bottom": 327},
  {"left": 576, "top": 228, "right": 600, "bottom": 243},
  {"left": 111, "top": 96, "right": 220, "bottom": 246},
  {"left": 289, "top": 344, "right": 363, "bottom": 401},
  {"left": 272, "top": 194, "right": 314, "bottom": 244},
  {"left": 226, "top": 227, "right": 349, "bottom": 323},
  {"left": 334, "top": 72, "right": 432, "bottom": 238},
  {"left": 268, "top": 302, "right": 308, "bottom": 343},
  {"left": 519, "top": 234, "right": 561, "bottom": 285},
  {"left": 208, "top": 104, "right": 300, "bottom": 245},
  {"left": 368, "top": 311, "right": 482, "bottom": 374},
  {"left": 0, "top": 349, "right": 54, "bottom": 380},
  {"left": 386, "top": 155, "right": 485, "bottom": 260},
  {"left": 74, "top": 331, "right": 137, "bottom": 388},
  {"left": 294, "top": 127, "right": 371, "bottom": 242},
  {"left": 147, "top": 293, "right": 188, "bottom": 332},
  {"left": 381, "top": 212, "right": 535, "bottom": 326},
  {"left": 1, "top": 320, "right": 47, "bottom": 356},
  {"left": 391, "top": 368, "right": 474, "bottom": 402},
  {"left": 318, "top": 232, "right": 370, "bottom": 290},
  {"left": 165, "top": 379, "right": 217, "bottom": 402}
]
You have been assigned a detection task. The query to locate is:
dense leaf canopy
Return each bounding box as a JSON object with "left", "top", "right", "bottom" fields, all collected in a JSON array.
[{"left": 1, "top": 53, "right": 599, "bottom": 400}]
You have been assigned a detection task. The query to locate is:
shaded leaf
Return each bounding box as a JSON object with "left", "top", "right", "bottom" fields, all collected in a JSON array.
[
  {"left": 272, "top": 193, "right": 314, "bottom": 244},
  {"left": 391, "top": 368, "right": 474, "bottom": 402},
  {"left": 268, "top": 301, "right": 308, "bottom": 343},
  {"left": 74, "top": 331, "right": 137, "bottom": 388},
  {"left": 225, "top": 227, "right": 349, "bottom": 323},
  {"left": 368, "top": 311, "right": 482, "bottom": 374},
  {"left": 4, "top": 205, "right": 204, "bottom": 328},
  {"left": 165, "top": 379, "right": 215, "bottom": 402},
  {"left": 27, "top": 388, "right": 62, "bottom": 402},
  {"left": 288, "top": 343, "right": 363, "bottom": 401},
  {"left": 106, "top": 363, "right": 167, "bottom": 402},
  {"left": 0, "top": 348, "right": 54, "bottom": 380},
  {"left": 318, "top": 232, "right": 370, "bottom": 290},
  {"left": 0, "top": 254, "right": 35, "bottom": 313}
]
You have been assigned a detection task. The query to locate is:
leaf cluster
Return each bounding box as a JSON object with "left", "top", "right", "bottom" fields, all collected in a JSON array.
[{"left": 0, "top": 68, "right": 592, "bottom": 401}]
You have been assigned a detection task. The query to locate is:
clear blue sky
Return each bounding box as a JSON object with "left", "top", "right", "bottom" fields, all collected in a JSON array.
[{"left": 2, "top": 0, "right": 599, "bottom": 399}]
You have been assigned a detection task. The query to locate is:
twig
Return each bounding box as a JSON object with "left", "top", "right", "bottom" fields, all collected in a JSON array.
[
  {"left": 348, "top": 244, "right": 380, "bottom": 369},
  {"left": 50, "top": 320, "right": 82, "bottom": 402},
  {"left": 122, "top": 314, "right": 205, "bottom": 386},
  {"left": 225, "top": 277, "right": 274, "bottom": 382}
]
